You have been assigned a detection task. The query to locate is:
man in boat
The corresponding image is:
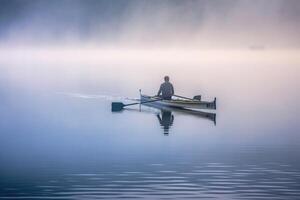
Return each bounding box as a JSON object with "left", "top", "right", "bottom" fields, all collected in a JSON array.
[{"left": 157, "top": 76, "right": 174, "bottom": 100}]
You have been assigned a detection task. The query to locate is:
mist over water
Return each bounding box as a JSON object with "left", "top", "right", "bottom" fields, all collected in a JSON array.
[
  {"left": 1, "top": 0, "right": 300, "bottom": 199},
  {"left": 0, "top": 0, "right": 300, "bottom": 48}
]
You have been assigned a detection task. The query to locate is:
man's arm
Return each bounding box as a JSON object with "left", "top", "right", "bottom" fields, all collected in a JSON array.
[
  {"left": 171, "top": 84, "right": 174, "bottom": 95},
  {"left": 157, "top": 85, "right": 162, "bottom": 96}
]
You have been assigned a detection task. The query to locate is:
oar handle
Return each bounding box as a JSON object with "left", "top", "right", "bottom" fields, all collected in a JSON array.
[
  {"left": 173, "top": 94, "right": 194, "bottom": 101},
  {"left": 124, "top": 98, "right": 163, "bottom": 107}
]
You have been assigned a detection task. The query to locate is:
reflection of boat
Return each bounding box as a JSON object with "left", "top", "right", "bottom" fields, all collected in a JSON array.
[
  {"left": 141, "top": 94, "right": 216, "bottom": 110},
  {"left": 127, "top": 106, "right": 215, "bottom": 135},
  {"left": 124, "top": 100, "right": 216, "bottom": 135},
  {"left": 139, "top": 96, "right": 216, "bottom": 125}
]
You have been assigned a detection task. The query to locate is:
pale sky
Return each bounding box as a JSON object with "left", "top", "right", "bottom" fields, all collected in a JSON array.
[{"left": 0, "top": 0, "right": 299, "bottom": 48}]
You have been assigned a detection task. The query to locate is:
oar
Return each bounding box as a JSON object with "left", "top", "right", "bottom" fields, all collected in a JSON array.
[
  {"left": 112, "top": 97, "right": 163, "bottom": 112},
  {"left": 173, "top": 94, "right": 201, "bottom": 101}
]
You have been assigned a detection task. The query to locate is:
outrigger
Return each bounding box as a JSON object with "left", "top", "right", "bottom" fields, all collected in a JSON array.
[{"left": 111, "top": 90, "right": 216, "bottom": 112}]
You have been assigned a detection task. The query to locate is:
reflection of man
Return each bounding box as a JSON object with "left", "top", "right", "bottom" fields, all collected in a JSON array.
[
  {"left": 156, "top": 110, "right": 174, "bottom": 135},
  {"left": 157, "top": 76, "right": 174, "bottom": 100}
]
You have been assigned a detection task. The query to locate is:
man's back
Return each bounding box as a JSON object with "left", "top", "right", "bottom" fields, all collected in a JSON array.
[{"left": 158, "top": 81, "right": 174, "bottom": 100}]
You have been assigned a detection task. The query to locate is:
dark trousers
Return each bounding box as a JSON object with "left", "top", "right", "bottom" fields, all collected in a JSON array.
[{"left": 163, "top": 96, "right": 172, "bottom": 100}]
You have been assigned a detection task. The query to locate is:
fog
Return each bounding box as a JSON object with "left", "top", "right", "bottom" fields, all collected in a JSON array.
[
  {"left": 0, "top": 0, "right": 299, "bottom": 49},
  {"left": 1, "top": 0, "right": 299, "bottom": 100}
]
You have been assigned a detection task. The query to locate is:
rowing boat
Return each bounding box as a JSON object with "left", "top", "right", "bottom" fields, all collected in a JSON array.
[
  {"left": 140, "top": 94, "right": 216, "bottom": 110},
  {"left": 138, "top": 101, "right": 216, "bottom": 124}
]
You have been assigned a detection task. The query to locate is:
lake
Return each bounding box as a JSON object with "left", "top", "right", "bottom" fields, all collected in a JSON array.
[{"left": 0, "top": 49, "right": 300, "bottom": 199}]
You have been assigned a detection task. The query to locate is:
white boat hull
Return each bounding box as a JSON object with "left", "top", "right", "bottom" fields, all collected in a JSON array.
[{"left": 141, "top": 95, "right": 216, "bottom": 110}]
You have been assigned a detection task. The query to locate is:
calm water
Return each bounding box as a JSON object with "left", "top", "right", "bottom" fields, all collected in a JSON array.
[{"left": 0, "top": 50, "right": 300, "bottom": 199}]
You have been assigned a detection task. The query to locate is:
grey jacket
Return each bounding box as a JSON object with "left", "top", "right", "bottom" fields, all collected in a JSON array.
[{"left": 157, "top": 82, "right": 174, "bottom": 99}]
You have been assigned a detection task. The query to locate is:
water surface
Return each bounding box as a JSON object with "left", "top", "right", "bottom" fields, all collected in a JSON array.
[{"left": 0, "top": 50, "right": 300, "bottom": 199}]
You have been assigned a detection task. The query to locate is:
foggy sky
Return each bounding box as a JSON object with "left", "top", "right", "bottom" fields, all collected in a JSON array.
[{"left": 0, "top": 0, "right": 300, "bottom": 48}]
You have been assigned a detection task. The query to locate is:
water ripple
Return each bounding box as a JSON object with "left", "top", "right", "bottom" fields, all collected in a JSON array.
[{"left": 1, "top": 162, "right": 300, "bottom": 199}]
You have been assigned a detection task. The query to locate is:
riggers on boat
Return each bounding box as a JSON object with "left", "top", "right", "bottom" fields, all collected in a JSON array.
[{"left": 140, "top": 94, "right": 216, "bottom": 110}]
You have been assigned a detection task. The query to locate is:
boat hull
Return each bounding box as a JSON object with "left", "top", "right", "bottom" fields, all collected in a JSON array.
[{"left": 141, "top": 95, "right": 216, "bottom": 110}]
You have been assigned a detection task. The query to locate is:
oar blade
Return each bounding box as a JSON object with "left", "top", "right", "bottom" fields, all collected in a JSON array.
[{"left": 111, "top": 102, "right": 125, "bottom": 112}]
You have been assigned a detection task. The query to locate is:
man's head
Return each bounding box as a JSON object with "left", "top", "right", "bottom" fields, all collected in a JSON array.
[{"left": 164, "top": 76, "right": 170, "bottom": 82}]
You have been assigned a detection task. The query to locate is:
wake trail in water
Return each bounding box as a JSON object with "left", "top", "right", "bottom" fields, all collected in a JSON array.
[{"left": 56, "top": 92, "right": 139, "bottom": 101}]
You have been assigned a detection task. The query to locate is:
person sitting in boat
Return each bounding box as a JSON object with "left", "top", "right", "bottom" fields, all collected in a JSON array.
[{"left": 157, "top": 76, "right": 174, "bottom": 100}]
